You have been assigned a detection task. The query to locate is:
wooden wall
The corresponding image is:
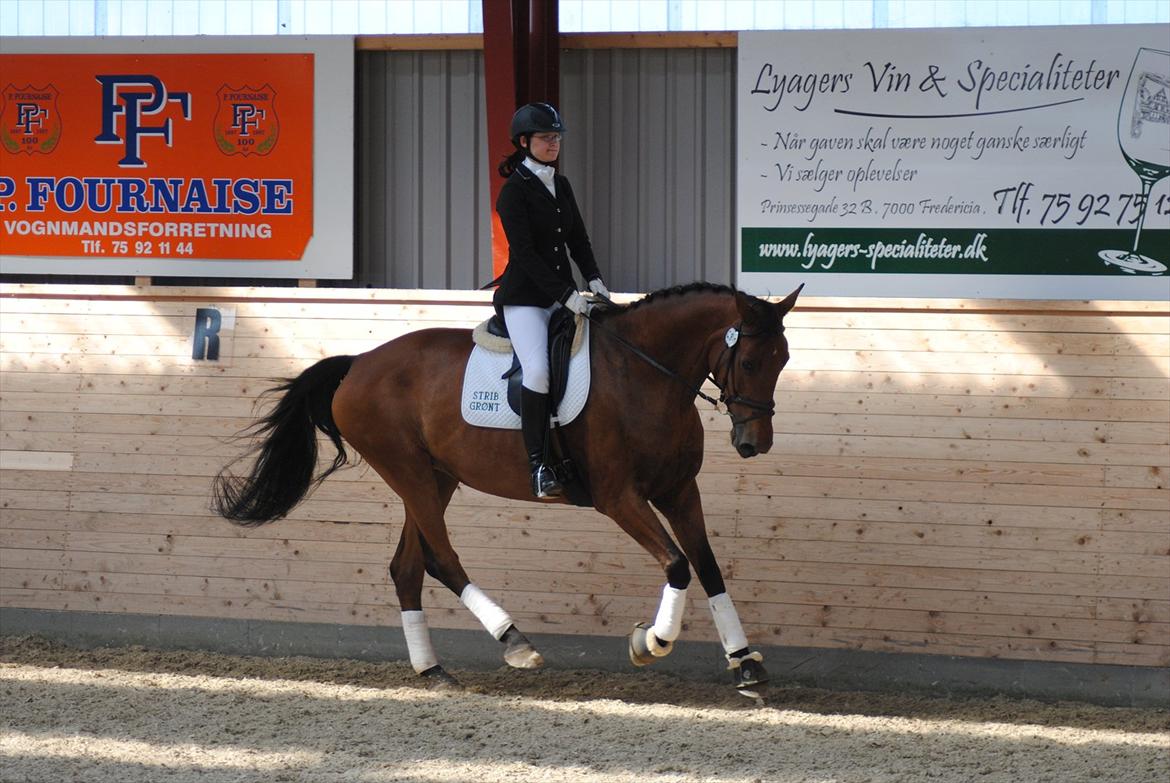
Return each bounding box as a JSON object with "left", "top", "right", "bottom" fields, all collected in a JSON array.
[{"left": 1, "top": 284, "right": 1167, "bottom": 668}]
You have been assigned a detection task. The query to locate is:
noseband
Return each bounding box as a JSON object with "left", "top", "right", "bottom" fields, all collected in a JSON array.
[{"left": 586, "top": 314, "right": 780, "bottom": 426}]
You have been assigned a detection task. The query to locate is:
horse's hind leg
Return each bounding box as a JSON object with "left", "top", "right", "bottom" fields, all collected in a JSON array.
[
  {"left": 653, "top": 480, "right": 768, "bottom": 698},
  {"left": 390, "top": 517, "right": 459, "bottom": 690},
  {"left": 389, "top": 467, "right": 543, "bottom": 674},
  {"left": 413, "top": 511, "right": 543, "bottom": 669}
]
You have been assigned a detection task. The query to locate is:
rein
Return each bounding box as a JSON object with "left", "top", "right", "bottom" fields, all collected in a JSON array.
[{"left": 585, "top": 310, "right": 778, "bottom": 426}]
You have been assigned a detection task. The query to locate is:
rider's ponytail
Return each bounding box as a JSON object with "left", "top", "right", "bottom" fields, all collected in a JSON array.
[{"left": 497, "top": 139, "right": 529, "bottom": 178}]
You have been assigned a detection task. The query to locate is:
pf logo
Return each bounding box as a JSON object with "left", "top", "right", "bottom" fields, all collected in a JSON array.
[
  {"left": 0, "top": 83, "right": 62, "bottom": 155},
  {"left": 94, "top": 74, "right": 191, "bottom": 167},
  {"left": 213, "top": 84, "right": 280, "bottom": 157}
]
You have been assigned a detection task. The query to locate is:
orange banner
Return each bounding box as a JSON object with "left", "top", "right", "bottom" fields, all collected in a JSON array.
[{"left": 0, "top": 53, "right": 313, "bottom": 260}]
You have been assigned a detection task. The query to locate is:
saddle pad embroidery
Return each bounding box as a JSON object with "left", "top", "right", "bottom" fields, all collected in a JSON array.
[{"left": 461, "top": 321, "right": 591, "bottom": 430}]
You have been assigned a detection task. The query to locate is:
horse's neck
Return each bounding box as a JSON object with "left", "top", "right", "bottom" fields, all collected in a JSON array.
[{"left": 618, "top": 295, "right": 735, "bottom": 384}]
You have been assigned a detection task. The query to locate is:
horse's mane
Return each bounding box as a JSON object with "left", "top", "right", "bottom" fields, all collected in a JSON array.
[
  {"left": 595, "top": 281, "right": 779, "bottom": 331},
  {"left": 593, "top": 281, "right": 736, "bottom": 321}
]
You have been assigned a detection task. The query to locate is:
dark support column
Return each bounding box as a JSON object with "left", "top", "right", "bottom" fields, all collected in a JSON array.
[
  {"left": 482, "top": 0, "right": 560, "bottom": 278},
  {"left": 525, "top": 0, "right": 559, "bottom": 107}
]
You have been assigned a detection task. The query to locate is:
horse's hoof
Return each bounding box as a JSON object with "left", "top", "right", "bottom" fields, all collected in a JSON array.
[
  {"left": 628, "top": 622, "right": 672, "bottom": 667},
  {"left": 729, "top": 651, "right": 768, "bottom": 697},
  {"left": 500, "top": 626, "right": 544, "bottom": 669},
  {"left": 504, "top": 643, "right": 544, "bottom": 669},
  {"left": 419, "top": 665, "right": 462, "bottom": 691}
]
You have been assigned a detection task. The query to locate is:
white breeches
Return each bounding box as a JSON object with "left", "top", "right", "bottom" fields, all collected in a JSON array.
[{"left": 503, "top": 304, "right": 556, "bottom": 394}]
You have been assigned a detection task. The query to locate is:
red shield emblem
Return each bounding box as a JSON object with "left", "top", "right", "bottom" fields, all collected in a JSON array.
[
  {"left": 1, "top": 83, "right": 62, "bottom": 155},
  {"left": 213, "top": 84, "right": 280, "bottom": 157}
]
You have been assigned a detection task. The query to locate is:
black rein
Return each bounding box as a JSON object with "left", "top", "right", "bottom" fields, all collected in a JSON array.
[{"left": 585, "top": 311, "right": 779, "bottom": 426}]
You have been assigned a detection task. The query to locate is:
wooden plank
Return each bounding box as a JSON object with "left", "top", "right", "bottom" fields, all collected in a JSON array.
[
  {"left": 50, "top": 550, "right": 383, "bottom": 583},
  {"left": 698, "top": 475, "right": 1169, "bottom": 512},
  {"left": 0, "top": 509, "right": 394, "bottom": 543},
  {"left": 728, "top": 556, "right": 1167, "bottom": 600},
  {"left": 713, "top": 434, "right": 1168, "bottom": 468},
  {"left": 779, "top": 371, "right": 1170, "bottom": 401}
]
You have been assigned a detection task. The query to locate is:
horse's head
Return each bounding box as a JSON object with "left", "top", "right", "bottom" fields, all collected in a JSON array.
[{"left": 721, "top": 285, "right": 803, "bottom": 458}]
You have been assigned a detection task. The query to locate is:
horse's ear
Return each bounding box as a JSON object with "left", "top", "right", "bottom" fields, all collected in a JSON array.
[
  {"left": 775, "top": 284, "right": 804, "bottom": 318},
  {"left": 734, "top": 290, "right": 768, "bottom": 326}
]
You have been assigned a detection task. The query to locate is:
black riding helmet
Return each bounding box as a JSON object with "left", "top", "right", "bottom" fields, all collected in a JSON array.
[{"left": 509, "top": 102, "right": 566, "bottom": 144}]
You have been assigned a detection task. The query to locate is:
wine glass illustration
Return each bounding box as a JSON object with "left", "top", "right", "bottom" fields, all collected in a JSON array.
[{"left": 1099, "top": 47, "right": 1170, "bottom": 276}]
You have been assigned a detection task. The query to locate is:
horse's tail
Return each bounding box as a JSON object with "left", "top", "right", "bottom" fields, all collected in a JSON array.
[{"left": 212, "top": 355, "right": 355, "bottom": 527}]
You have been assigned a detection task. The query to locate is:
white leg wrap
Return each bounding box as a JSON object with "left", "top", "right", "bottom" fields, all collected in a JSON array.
[
  {"left": 401, "top": 610, "right": 438, "bottom": 674},
  {"left": 650, "top": 585, "right": 687, "bottom": 643},
  {"left": 460, "top": 583, "right": 514, "bottom": 640},
  {"left": 709, "top": 592, "right": 750, "bottom": 654}
]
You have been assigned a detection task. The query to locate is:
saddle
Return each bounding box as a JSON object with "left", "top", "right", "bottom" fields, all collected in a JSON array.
[
  {"left": 463, "top": 308, "right": 593, "bottom": 507},
  {"left": 472, "top": 310, "right": 587, "bottom": 416}
]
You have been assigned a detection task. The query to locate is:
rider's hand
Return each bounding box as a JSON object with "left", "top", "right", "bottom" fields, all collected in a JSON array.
[
  {"left": 564, "top": 291, "right": 593, "bottom": 316},
  {"left": 588, "top": 278, "right": 610, "bottom": 298}
]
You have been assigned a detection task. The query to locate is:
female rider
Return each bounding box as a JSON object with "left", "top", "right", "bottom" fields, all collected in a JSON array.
[{"left": 493, "top": 102, "right": 609, "bottom": 499}]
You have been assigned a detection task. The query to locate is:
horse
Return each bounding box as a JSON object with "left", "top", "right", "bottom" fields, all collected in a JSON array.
[{"left": 213, "top": 282, "right": 803, "bottom": 697}]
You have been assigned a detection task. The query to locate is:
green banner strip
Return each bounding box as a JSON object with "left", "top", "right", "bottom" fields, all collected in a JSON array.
[{"left": 741, "top": 227, "right": 1170, "bottom": 276}]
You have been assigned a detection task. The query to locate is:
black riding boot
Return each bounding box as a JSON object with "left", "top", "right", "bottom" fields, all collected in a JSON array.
[{"left": 520, "top": 387, "right": 562, "bottom": 499}]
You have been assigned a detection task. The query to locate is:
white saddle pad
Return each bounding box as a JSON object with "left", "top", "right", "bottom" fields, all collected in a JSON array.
[{"left": 460, "top": 321, "right": 592, "bottom": 429}]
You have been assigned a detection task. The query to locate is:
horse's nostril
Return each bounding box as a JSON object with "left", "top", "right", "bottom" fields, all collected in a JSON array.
[{"left": 738, "top": 443, "right": 757, "bottom": 458}]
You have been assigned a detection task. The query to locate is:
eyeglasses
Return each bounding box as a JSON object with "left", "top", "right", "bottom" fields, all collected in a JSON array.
[{"left": 533, "top": 133, "right": 562, "bottom": 143}]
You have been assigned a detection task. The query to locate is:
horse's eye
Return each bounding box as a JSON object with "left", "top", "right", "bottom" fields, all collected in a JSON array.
[{"left": 741, "top": 359, "right": 756, "bottom": 372}]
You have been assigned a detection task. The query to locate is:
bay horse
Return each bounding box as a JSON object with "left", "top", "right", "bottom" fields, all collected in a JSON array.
[{"left": 213, "top": 282, "right": 802, "bottom": 696}]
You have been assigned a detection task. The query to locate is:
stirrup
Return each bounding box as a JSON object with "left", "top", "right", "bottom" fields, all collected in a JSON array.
[{"left": 531, "top": 464, "right": 562, "bottom": 498}]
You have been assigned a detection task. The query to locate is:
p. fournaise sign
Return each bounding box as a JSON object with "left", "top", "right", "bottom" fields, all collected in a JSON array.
[
  {"left": 0, "top": 37, "right": 352, "bottom": 279},
  {"left": 1, "top": 53, "right": 312, "bottom": 260}
]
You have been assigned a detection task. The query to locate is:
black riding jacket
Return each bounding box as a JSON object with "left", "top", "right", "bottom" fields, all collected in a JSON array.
[{"left": 492, "top": 164, "right": 602, "bottom": 309}]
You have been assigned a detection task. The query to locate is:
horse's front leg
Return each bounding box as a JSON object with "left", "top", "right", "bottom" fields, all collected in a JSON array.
[
  {"left": 597, "top": 492, "right": 692, "bottom": 666},
  {"left": 653, "top": 480, "right": 769, "bottom": 699}
]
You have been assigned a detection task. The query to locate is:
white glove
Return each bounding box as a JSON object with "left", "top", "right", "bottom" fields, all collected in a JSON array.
[
  {"left": 563, "top": 291, "right": 593, "bottom": 316},
  {"left": 588, "top": 279, "right": 610, "bottom": 298}
]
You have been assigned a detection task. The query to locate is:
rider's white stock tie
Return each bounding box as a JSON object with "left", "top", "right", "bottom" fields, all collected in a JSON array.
[
  {"left": 460, "top": 583, "right": 514, "bottom": 640},
  {"left": 401, "top": 610, "right": 438, "bottom": 673},
  {"left": 708, "top": 592, "right": 749, "bottom": 654},
  {"left": 650, "top": 585, "right": 687, "bottom": 646}
]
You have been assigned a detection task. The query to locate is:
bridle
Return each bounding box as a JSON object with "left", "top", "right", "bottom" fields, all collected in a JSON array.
[
  {"left": 586, "top": 313, "right": 780, "bottom": 427},
  {"left": 709, "top": 323, "right": 780, "bottom": 426}
]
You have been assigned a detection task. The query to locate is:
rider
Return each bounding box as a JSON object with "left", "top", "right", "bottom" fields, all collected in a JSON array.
[{"left": 493, "top": 102, "right": 609, "bottom": 499}]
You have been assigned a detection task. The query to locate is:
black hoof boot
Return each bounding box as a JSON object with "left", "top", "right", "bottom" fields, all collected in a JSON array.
[
  {"left": 629, "top": 622, "right": 673, "bottom": 667},
  {"left": 419, "top": 665, "right": 462, "bottom": 691},
  {"left": 728, "top": 651, "right": 768, "bottom": 701},
  {"left": 500, "top": 625, "right": 544, "bottom": 669}
]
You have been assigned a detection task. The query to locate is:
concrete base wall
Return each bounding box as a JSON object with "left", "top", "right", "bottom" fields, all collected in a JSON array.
[{"left": 3, "top": 608, "right": 1165, "bottom": 708}]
